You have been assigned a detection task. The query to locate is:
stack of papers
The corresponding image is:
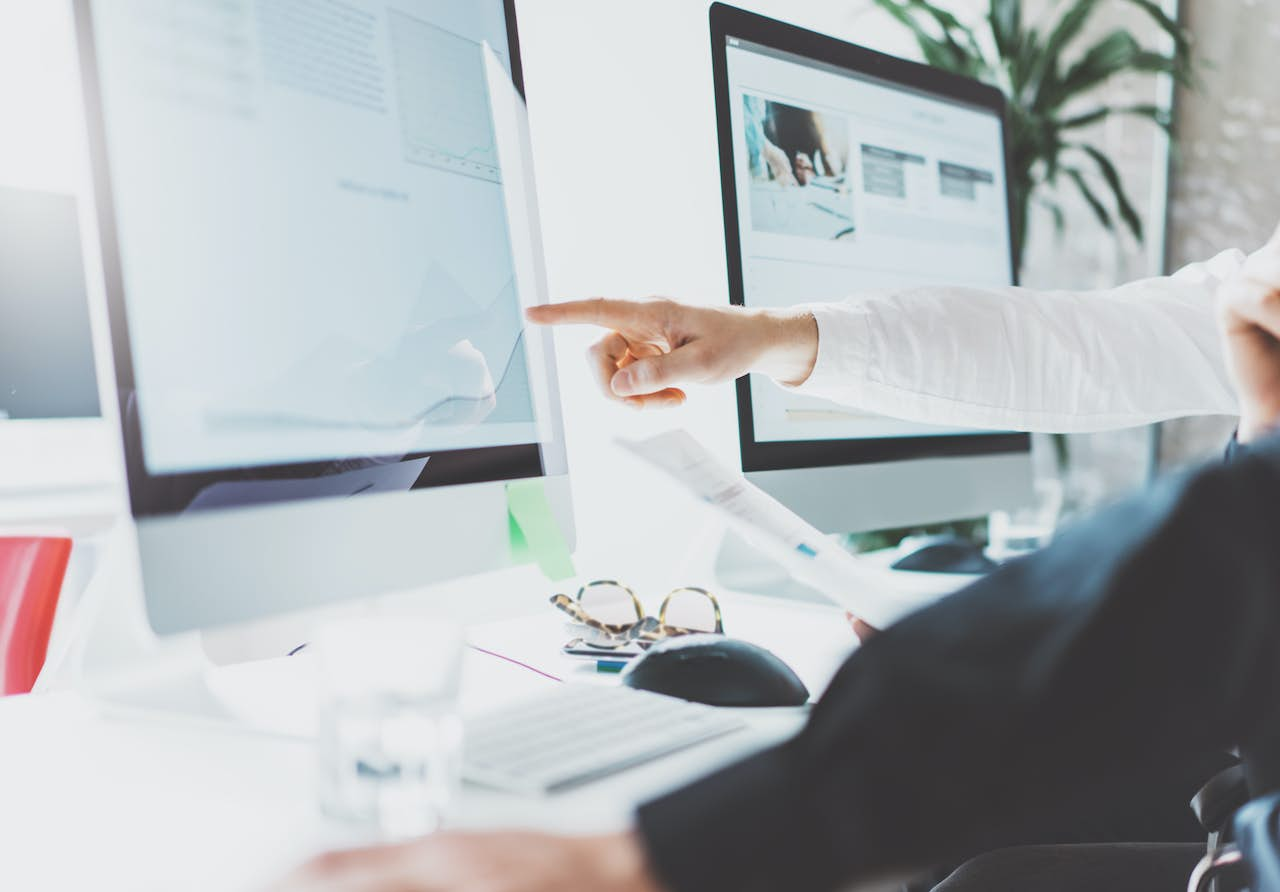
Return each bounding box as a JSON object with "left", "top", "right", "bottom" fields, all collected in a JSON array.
[{"left": 617, "top": 430, "right": 971, "bottom": 629}]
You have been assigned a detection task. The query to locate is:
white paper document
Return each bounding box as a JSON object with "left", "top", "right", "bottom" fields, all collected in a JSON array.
[{"left": 617, "top": 430, "right": 970, "bottom": 629}]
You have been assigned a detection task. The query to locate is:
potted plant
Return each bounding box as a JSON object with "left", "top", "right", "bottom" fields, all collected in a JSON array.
[{"left": 872, "top": 0, "right": 1195, "bottom": 275}]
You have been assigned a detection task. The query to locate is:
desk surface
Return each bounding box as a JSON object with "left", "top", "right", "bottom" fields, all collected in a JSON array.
[{"left": 0, "top": 592, "right": 855, "bottom": 892}]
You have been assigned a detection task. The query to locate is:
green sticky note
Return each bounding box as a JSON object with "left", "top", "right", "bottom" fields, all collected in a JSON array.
[
  {"left": 506, "top": 479, "right": 576, "bottom": 581},
  {"left": 508, "top": 510, "right": 531, "bottom": 564}
]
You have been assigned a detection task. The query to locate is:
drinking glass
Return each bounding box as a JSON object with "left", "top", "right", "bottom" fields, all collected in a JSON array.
[{"left": 313, "top": 616, "right": 464, "bottom": 839}]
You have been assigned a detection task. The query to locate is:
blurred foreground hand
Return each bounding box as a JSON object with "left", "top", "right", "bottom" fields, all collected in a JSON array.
[{"left": 269, "top": 831, "right": 661, "bottom": 892}]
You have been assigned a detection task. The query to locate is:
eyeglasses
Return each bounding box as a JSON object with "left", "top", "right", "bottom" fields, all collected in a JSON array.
[{"left": 551, "top": 580, "right": 724, "bottom": 650}]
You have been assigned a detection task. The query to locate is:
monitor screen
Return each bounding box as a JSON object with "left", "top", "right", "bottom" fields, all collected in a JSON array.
[
  {"left": 719, "top": 30, "right": 1025, "bottom": 468},
  {"left": 0, "top": 187, "right": 100, "bottom": 421},
  {"left": 82, "top": 0, "right": 560, "bottom": 515}
]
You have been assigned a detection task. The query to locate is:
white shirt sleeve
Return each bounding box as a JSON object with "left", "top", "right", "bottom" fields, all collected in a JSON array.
[{"left": 784, "top": 250, "right": 1247, "bottom": 433}]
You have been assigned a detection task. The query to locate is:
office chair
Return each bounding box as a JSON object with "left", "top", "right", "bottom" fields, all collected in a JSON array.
[
  {"left": 0, "top": 536, "right": 72, "bottom": 695},
  {"left": 1189, "top": 792, "right": 1280, "bottom": 892},
  {"left": 1188, "top": 750, "right": 1280, "bottom": 892}
]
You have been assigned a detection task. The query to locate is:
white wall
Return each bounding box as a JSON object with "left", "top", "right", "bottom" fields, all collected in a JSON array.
[{"left": 0, "top": 1, "right": 83, "bottom": 196}]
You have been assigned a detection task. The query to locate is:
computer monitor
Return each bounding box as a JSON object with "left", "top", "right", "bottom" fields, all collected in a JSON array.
[
  {"left": 74, "top": 0, "right": 572, "bottom": 635},
  {"left": 710, "top": 4, "right": 1032, "bottom": 534},
  {"left": 0, "top": 185, "right": 120, "bottom": 504},
  {"left": 0, "top": 185, "right": 118, "bottom": 500}
]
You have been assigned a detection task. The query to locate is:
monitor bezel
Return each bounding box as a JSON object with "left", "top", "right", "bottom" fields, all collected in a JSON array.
[
  {"left": 74, "top": 0, "right": 555, "bottom": 518},
  {"left": 709, "top": 2, "right": 1030, "bottom": 475}
]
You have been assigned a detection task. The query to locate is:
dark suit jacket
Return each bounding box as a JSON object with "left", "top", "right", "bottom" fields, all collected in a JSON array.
[{"left": 636, "top": 435, "right": 1280, "bottom": 892}]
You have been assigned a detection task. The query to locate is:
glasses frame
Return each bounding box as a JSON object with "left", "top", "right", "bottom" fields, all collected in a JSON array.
[{"left": 550, "top": 579, "right": 724, "bottom": 648}]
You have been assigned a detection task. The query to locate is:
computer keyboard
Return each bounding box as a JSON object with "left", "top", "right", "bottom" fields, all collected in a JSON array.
[{"left": 464, "top": 684, "right": 747, "bottom": 795}]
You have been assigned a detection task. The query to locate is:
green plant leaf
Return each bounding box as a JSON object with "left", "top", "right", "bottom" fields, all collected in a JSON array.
[
  {"left": 872, "top": 0, "right": 972, "bottom": 73},
  {"left": 1036, "top": 197, "right": 1067, "bottom": 234},
  {"left": 908, "top": 0, "right": 987, "bottom": 78},
  {"left": 1006, "top": 25, "right": 1041, "bottom": 94},
  {"left": 1127, "top": 50, "right": 1192, "bottom": 86},
  {"left": 1064, "top": 167, "right": 1113, "bottom": 230},
  {"left": 1048, "top": 30, "right": 1155, "bottom": 107},
  {"left": 1058, "top": 103, "right": 1173, "bottom": 133},
  {"left": 1121, "top": 0, "right": 1193, "bottom": 61},
  {"left": 904, "top": 0, "right": 984, "bottom": 56},
  {"left": 1024, "top": 0, "right": 1099, "bottom": 103},
  {"left": 1055, "top": 107, "right": 1112, "bottom": 130},
  {"left": 988, "top": 0, "right": 1021, "bottom": 58},
  {"left": 1076, "top": 144, "right": 1144, "bottom": 240},
  {"left": 873, "top": 0, "right": 987, "bottom": 78}
]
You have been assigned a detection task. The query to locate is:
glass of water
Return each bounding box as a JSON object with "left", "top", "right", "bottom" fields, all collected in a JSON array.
[{"left": 313, "top": 615, "right": 465, "bottom": 839}]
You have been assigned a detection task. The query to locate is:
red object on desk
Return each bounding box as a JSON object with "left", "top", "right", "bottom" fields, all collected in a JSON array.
[{"left": 0, "top": 537, "right": 72, "bottom": 696}]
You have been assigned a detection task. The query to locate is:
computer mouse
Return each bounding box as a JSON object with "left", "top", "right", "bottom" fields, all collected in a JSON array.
[
  {"left": 891, "top": 536, "right": 998, "bottom": 575},
  {"left": 621, "top": 635, "right": 809, "bottom": 707}
]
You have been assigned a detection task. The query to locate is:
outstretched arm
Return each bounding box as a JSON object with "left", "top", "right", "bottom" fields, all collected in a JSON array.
[
  {"left": 528, "top": 250, "right": 1255, "bottom": 432},
  {"left": 791, "top": 251, "right": 1242, "bottom": 433}
]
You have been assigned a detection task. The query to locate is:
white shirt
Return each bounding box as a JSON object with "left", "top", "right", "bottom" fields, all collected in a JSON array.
[{"left": 788, "top": 250, "right": 1248, "bottom": 433}]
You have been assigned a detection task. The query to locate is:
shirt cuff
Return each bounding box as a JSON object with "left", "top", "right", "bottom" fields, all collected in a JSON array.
[
  {"left": 635, "top": 743, "right": 854, "bottom": 892},
  {"left": 782, "top": 300, "right": 875, "bottom": 404}
]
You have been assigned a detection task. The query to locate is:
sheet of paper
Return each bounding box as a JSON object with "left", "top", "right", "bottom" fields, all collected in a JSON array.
[{"left": 616, "top": 430, "right": 967, "bottom": 628}]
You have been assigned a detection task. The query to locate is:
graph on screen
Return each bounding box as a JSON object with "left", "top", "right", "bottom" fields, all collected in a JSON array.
[
  {"left": 388, "top": 10, "right": 503, "bottom": 183},
  {"left": 203, "top": 262, "right": 535, "bottom": 438}
]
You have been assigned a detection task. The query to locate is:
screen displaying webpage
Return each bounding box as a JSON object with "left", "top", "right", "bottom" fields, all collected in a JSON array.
[
  {"left": 91, "top": 0, "right": 541, "bottom": 474},
  {"left": 726, "top": 38, "right": 1014, "bottom": 444}
]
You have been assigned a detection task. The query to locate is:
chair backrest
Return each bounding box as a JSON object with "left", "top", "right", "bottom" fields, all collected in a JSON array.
[{"left": 0, "top": 537, "right": 72, "bottom": 695}]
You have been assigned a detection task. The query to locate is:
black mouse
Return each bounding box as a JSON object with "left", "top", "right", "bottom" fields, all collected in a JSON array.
[
  {"left": 621, "top": 635, "right": 809, "bottom": 707},
  {"left": 891, "top": 536, "right": 998, "bottom": 575}
]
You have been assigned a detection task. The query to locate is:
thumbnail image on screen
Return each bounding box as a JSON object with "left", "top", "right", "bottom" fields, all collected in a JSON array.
[{"left": 743, "top": 95, "right": 854, "bottom": 241}]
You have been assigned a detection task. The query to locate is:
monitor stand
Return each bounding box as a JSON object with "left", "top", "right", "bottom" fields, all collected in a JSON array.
[
  {"left": 35, "top": 521, "right": 315, "bottom": 738},
  {"left": 712, "top": 529, "right": 831, "bottom": 605}
]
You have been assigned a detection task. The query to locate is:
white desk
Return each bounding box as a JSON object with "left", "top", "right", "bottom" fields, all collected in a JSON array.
[{"left": 0, "top": 592, "right": 856, "bottom": 892}]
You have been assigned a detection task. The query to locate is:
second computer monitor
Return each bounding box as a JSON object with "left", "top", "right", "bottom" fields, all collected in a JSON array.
[{"left": 711, "top": 4, "right": 1032, "bottom": 534}]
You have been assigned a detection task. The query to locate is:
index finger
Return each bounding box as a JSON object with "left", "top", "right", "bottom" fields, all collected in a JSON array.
[{"left": 525, "top": 298, "right": 649, "bottom": 328}]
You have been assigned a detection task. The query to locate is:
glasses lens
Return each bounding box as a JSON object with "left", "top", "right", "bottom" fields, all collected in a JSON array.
[
  {"left": 578, "top": 582, "right": 643, "bottom": 627},
  {"left": 660, "top": 588, "right": 720, "bottom": 633}
]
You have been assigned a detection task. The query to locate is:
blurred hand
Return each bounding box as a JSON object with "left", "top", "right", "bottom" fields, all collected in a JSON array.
[
  {"left": 1218, "top": 224, "right": 1280, "bottom": 442},
  {"left": 268, "top": 831, "right": 661, "bottom": 892},
  {"left": 526, "top": 298, "right": 817, "bottom": 409},
  {"left": 845, "top": 612, "right": 879, "bottom": 643},
  {"left": 762, "top": 140, "right": 798, "bottom": 186},
  {"left": 792, "top": 152, "right": 816, "bottom": 186}
]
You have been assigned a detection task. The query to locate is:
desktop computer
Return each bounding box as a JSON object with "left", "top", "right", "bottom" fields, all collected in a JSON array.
[
  {"left": 709, "top": 4, "right": 1033, "bottom": 537},
  {"left": 69, "top": 0, "right": 745, "bottom": 796},
  {"left": 74, "top": 0, "right": 574, "bottom": 636}
]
